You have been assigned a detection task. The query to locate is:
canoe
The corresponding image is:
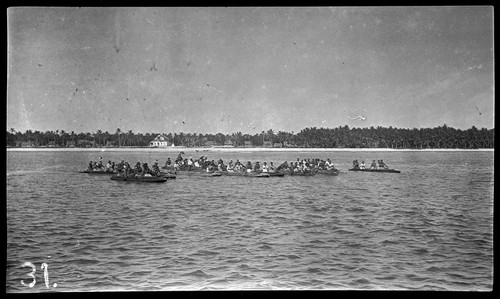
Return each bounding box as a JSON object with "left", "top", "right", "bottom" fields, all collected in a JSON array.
[
  {"left": 110, "top": 174, "right": 167, "bottom": 182},
  {"left": 348, "top": 168, "right": 401, "bottom": 173},
  {"left": 219, "top": 171, "right": 270, "bottom": 177},
  {"left": 79, "top": 169, "right": 116, "bottom": 175},
  {"left": 267, "top": 172, "right": 285, "bottom": 177}
]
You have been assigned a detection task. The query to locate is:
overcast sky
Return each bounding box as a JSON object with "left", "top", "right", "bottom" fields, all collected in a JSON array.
[{"left": 7, "top": 7, "right": 494, "bottom": 134}]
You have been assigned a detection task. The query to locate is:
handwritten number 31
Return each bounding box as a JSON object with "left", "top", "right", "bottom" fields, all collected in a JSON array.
[{"left": 21, "top": 262, "right": 57, "bottom": 288}]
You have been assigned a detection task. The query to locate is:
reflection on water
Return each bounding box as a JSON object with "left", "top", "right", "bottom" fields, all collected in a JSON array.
[{"left": 6, "top": 150, "right": 493, "bottom": 291}]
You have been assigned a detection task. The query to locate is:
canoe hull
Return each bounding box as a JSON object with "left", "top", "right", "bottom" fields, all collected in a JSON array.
[
  {"left": 220, "top": 171, "right": 271, "bottom": 177},
  {"left": 110, "top": 175, "right": 167, "bottom": 182}
]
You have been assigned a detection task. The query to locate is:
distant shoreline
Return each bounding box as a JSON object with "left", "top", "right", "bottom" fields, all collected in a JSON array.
[{"left": 6, "top": 147, "right": 494, "bottom": 152}]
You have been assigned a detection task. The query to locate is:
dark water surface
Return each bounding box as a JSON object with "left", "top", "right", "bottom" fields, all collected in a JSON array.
[{"left": 6, "top": 149, "right": 494, "bottom": 291}]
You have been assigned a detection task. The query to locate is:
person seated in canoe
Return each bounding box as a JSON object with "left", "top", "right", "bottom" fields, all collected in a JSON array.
[
  {"left": 117, "top": 160, "right": 124, "bottom": 172},
  {"left": 352, "top": 160, "right": 360, "bottom": 169},
  {"left": 164, "top": 157, "right": 172, "bottom": 168},
  {"left": 276, "top": 161, "right": 287, "bottom": 172},
  {"left": 360, "top": 160, "right": 366, "bottom": 169},
  {"left": 173, "top": 161, "right": 182, "bottom": 171},
  {"left": 133, "top": 162, "right": 142, "bottom": 175},
  {"left": 261, "top": 162, "right": 269, "bottom": 172},
  {"left": 218, "top": 161, "right": 225, "bottom": 171},
  {"left": 226, "top": 161, "right": 235, "bottom": 172},
  {"left": 141, "top": 163, "right": 151, "bottom": 176},
  {"left": 151, "top": 161, "right": 160, "bottom": 175},
  {"left": 293, "top": 162, "right": 300, "bottom": 173},
  {"left": 206, "top": 164, "right": 215, "bottom": 172},
  {"left": 194, "top": 159, "right": 201, "bottom": 168},
  {"left": 378, "top": 159, "right": 389, "bottom": 169},
  {"left": 254, "top": 162, "right": 261, "bottom": 172},
  {"left": 325, "top": 158, "right": 334, "bottom": 170},
  {"left": 88, "top": 161, "right": 94, "bottom": 171},
  {"left": 268, "top": 162, "right": 276, "bottom": 173},
  {"left": 234, "top": 161, "right": 243, "bottom": 172},
  {"left": 96, "top": 157, "right": 104, "bottom": 169},
  {"left": 105, "top": 160, "right": 113, "bottom": 172},
  {"left": 370, "top": 160, "right": 377, "bottom": 170},
  {"left": 246, "top": 161, "right": 253, "bottom": 172},
  {"left": 122, "top": 162, "right": 130, "bottom": 177}
]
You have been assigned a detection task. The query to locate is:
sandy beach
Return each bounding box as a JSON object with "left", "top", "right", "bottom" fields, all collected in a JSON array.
[{"left": 6, "top": 147, "right": 494, "bottom": 152}]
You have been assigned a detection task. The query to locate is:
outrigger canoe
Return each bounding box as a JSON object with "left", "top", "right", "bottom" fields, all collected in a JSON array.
[
  {"left": 348, "top": 168, "right": 401, "bottom": 173},
  {"left": 79, "top": 169, "right": 117, "bottom": 175},
  {"left": 110, "top": 174, "right": 167, "bottom": 182}
]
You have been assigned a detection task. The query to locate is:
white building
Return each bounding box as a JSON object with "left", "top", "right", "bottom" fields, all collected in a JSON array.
[{"left": 149, "top": 135, "right": 172, "bottom": 147}]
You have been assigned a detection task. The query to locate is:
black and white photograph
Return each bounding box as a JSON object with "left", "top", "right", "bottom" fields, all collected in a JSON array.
[{"left": 6, "top": 7, "right": 494, "bottom": 291}]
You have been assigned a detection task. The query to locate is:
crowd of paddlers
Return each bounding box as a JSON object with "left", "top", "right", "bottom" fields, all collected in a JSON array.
[
  {"left": 86, "top": 153, "right": 342, "bottom": 177},
  {"left": 352, "top": 159, "right": 390, "bottom": 170}
]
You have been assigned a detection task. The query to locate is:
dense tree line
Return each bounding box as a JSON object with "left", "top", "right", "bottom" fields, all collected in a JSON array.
[{"left": 5, "top": 124, "right": 494, "bottom": 149}]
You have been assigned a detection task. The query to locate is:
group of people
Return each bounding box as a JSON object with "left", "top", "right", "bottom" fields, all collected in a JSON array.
[
  {"left": 88, "top": 156, "right": 116, "bottom": 173},
  {"left": 352, "top": 159, "right": 389, "bottom": 170},
  {"left": 162, "top": 154, "right": 339, "bottom": 174},
  {"left": 88, "top": 156, "right": 164, "bottom": 177},
  {"left": 87, "top": 153, "right": 347, "bottom": 177}
]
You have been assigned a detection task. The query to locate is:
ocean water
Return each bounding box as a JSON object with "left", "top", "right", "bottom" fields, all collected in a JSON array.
[{"left": 6, "top": 149, "right": 494, "bottom": 292}]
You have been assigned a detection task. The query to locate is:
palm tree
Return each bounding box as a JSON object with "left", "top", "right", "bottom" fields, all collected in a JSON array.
[
  {"left": 96, "top": 129, "right": 102, "bottom": 147},
  {"left": 115, "top": 128, "right": 122, "bottom": 147},
  {"left": 127, "top": 130, "right": 133, "bottom": 146}
]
